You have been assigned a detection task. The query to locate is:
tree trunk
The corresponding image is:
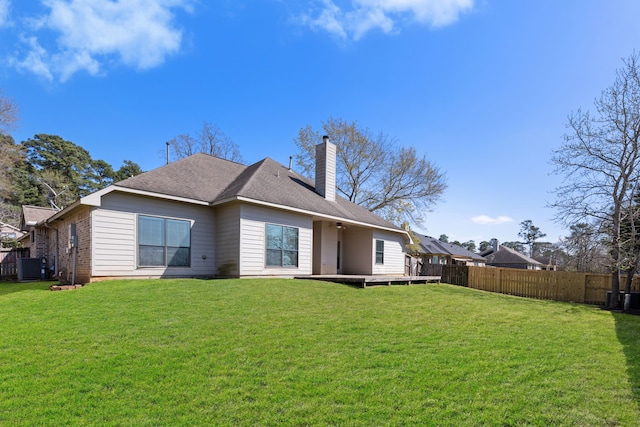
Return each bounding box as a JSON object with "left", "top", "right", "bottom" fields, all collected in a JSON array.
[
  {"left": 624, "top": 267, "right": 635, "bottom": 294},
  {"left": 623, "top": 265, "right": 637, "bottom": 311},
  {"left": 610, "top": 269, "right": 621, "bottom": 309}
]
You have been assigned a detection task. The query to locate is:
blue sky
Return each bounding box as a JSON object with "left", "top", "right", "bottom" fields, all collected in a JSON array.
[{"left": 2, "top": 0, "right": 640, "bottom": 245}]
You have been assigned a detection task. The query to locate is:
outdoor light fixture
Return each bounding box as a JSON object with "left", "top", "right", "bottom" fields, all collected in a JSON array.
[{"left": 336, "top": 222, "right": 343, "bottom": 229}]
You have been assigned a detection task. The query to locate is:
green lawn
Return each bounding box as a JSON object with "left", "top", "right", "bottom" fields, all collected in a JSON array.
[{"left": 0, "top": 279, "right": 638, "bottom": 426}]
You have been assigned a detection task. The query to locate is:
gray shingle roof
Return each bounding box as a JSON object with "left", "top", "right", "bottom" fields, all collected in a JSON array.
[
  {"left": 21, "top": 205, "right": 59, "bottom": 227},
  {"left": 116, "top": 154, "right": 247, "bottom": 201},
  {"left": 116, "top": 153, "right": 400, "bottom": 231},
  {"left": 483, "top": 245, "right": 542, "bottom": 266},
  {"left": 415, "top": 234, "right": 486, "bottom": 262}
]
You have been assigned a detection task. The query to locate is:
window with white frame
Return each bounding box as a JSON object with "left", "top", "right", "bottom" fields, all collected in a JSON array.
[
  {"left": 138, "top": 215, "right": 191, "bottom": 267},
  {"left": 375, "top": 239, "right": 384, "bottom": 264},
  {"left": 265, "top": 224, "right": 299, "bottom": 267}
]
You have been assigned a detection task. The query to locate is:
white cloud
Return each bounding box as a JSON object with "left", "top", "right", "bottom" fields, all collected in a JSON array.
[
  {"left": 297, "top": 0, "right": 474, "bottom": 40},
  {"left": 13, "top": 0, "right": 192, "bottom": 82},
  {"left": 471, "top": 215, "right": 514, "bottom": 225},
  {"left": 0, "top": 0, "right": 10, "bottom": 27},
  {"left": 11, "top": 36, "right": 56, "bottom": 81}
]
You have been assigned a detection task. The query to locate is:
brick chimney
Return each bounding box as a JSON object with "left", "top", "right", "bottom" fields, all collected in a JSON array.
[{"left": 315, "top": 135, "right": 336, "bottom": 202}]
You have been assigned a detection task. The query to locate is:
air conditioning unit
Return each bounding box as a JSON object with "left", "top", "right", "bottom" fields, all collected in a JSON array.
[{"left": 17, "top": 257, "right": 48, "bottom": 281}]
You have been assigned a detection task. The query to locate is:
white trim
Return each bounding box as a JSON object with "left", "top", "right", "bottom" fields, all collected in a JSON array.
[
  {"left": 231, "top": 196, "right": 410, "bottom": 241},
  {"left": 46, "top": 185, "right": 410, "bottom": 243},
  {"left": 109, "top": 186, "right": 210, "bottom": 206}
]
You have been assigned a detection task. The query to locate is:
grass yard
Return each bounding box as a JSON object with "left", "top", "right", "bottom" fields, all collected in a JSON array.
[{"left": 0, "top": 279, "right": 639, "bottom": 426}]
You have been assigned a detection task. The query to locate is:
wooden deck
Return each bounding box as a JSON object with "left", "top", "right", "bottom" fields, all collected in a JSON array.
[{"left": 295, "top": 275, "right": 441, "bottom": 288}]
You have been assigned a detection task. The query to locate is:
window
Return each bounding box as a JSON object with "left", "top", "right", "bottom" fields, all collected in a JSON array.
[
  {"left": 138, "top": 215, "right": 191, "bottom": 267},
  {"left": 266, "top": 224, "right": 299, "bottom": 267},
  {"left": 375, "top": 240, "right": 384, "bottom": 264}
]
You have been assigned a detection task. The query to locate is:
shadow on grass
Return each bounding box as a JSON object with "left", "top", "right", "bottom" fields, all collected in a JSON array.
[
  {"left": 0, "top": 281, "right": 54, "bottom": 297},
  {"left": 614, "top": 311, "right": 640, "bottom": 407}
]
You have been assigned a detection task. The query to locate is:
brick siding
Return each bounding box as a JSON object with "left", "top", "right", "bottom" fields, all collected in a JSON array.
[{"left": 48, "top": 208, "right": 92, "bottom": 284}]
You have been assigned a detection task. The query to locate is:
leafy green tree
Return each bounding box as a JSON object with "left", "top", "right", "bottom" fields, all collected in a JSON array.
[
  {"left": 438, "top": 234, "right": 449, "bottom": 243},
  {"left": 518, "top": 219, "right": 546, "bottom": 257},
  {"left": 502, "top": 241, "right": 527, "bottom": 254},
  {"left": 478, "top": 240, "right": 493, "bottom": 252},
  {"left": 23, "top": 134, "right": 93, "bottom": 200},
  {"left": 294, "top": 117, "right": 447, "bottom": 224},
  {"left": 114, "top": 160, "right": 144, "bottom": 182},
  {"left": 37, "top": 169, "right": 76, "bottom": 210},
  {"left": 19, "top": 134, "right": 144, "bottom": 210},
  {"left": 461, "top": 240, "right": 476, "bottom": 252},
  {"left": 448, "top": 240, "right": 476, "bottom": 252},
  {"left": 401, "top": 222, "right": 422, "bottom": 256},
  {"left": 84, "top": 160, "right": 116, "bottom": 193}
]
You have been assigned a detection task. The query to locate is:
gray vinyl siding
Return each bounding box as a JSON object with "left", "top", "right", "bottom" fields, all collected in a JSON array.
[
  {"left": 313, "top": 222, "right": 339, "bottom": 275},
  {"left": 92, "top": 192, "right": 216, "bottom": 278},
  {"left": 372, "top": 230, "right": 406, "bottom": 275},
  {"left": 92, "top": 210, "right": 135, "bottom": 271},
  {"left": 342, "top": 228, "right": 373, "bottom": 275},
  {"left": 215, "top": 203, "right": 241, "bottom": 276},
  {"left": 238, "top": 204, "right": 312, "bottom": 276},
  {"left": 340, "top": 228, "right": 406, "bottom": 275}
]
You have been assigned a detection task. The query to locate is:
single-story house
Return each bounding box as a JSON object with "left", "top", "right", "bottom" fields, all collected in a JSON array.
[
  {"left": 414, "top": 234, "right": 486, "bottom": 267},
  {"left": 1, "top": 222, "right": 25, "bottom": 241},
  {"left": 19, "top": 205, "right": 59, "bottom": 258},
  {"left": 533, "top": 255, "right": 559, "bottom": 271},
  {"left": 480, "top": 241, "right": 543, "bottom": 270},
  {"left": 24, "top": 138, "right": 412, "bottom": 283}
]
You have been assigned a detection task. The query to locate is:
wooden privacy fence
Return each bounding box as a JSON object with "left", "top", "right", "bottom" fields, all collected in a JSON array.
[
  {"left": 442, "top": 265, "right": 640, "bottom": 305},
  {"left": 0, "top": 248, "right": 30, "bottom": 280}
]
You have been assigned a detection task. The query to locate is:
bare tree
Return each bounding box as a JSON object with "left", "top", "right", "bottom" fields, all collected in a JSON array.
[
  {"left": 294, "top": 117, "right": 447, "bottom": 224},
  {"left": 617, "top": 187, "right": 640, "bottom": 306},
  {"left": 0, "top": 90, "right": 18, "bottom": 135},
  {"left": 168, "top": 121, "right": 243, "bottom": 163},
  {"left": 0, "top": 203, "right": 21, "bottom": 228},
  {"left": 551, "top": 53, "right": 640, "bottom": 309},
  {"left": 0, "top": 91, "right": 20, "bottom": 199},
  {"left": 0, "top": 135, "right": 24, "bottom": 202},
  {"left": 560, "top": 223, "right": 608, "bottom": 273}
]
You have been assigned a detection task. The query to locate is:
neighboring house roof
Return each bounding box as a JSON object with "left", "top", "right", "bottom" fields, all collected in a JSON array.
[
  {"left": 415, "top": 234, "right": 486, "bottom": 262},
  {"left": 115, "top": 153, "right": 401, "bottom": 232},
  {"left": 21, "top": 205, "right": 59, "bottom": 228},
  {"left": 1, "top": 222, "right": 25, "bottom": 238},
  {"left": 481, "top": 244, "right": 543, "bottom": 266}
]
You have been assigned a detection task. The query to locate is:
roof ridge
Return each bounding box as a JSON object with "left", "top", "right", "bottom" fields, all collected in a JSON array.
[
  {"left": 499, "top": 244, "right": 542, "bottom": 264},
  {"left": 215, "top": 158, "right": 268, "bottom": 201}
]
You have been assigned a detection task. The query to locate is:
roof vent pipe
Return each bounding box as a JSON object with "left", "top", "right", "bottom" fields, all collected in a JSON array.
[{"left": 289, "top": 156, "right": 293, "bottom": 171}]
